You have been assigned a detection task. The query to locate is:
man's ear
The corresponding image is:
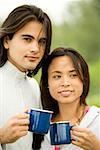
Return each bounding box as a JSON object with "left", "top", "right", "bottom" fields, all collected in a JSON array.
[{"left": 3, "top": 36, "right": 10, "bottom": 49}]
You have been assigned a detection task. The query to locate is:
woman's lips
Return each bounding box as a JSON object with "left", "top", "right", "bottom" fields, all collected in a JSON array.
[{"left": 58, "top": 90, "right": 73, "bottom": 97}]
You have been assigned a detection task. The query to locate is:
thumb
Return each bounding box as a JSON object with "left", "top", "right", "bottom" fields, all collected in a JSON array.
[{"left": 24, "top": 107, "right": 29, "bottom": 113}]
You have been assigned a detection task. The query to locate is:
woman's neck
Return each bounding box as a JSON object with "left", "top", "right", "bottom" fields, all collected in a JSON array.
[{"left": 54, "top": 102, "right": 86, "bottom": 125}]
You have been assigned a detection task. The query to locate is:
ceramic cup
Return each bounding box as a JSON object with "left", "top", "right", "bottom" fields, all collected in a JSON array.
[
  {"left": 28, "top": 108, "right": 53, "bottom": 134},
  {"left": 50, "top": 121, "right": 72, "bottom": 145}
]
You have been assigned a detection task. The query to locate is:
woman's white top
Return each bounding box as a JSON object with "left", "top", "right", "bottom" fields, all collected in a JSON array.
[
  {"left": 0, "top": 61, "right": 41, "bottom": 150},
  {"left": 40, "top": 106, "right": 100, "bottom": 150}
]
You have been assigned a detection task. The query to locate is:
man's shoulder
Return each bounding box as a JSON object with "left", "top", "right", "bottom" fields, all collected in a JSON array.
[
  {"left": 26, "top": 76, "right": 40, "bottom": 91},
  {"left": 26, "top": 77, "right": 41, "bottom": 103}
]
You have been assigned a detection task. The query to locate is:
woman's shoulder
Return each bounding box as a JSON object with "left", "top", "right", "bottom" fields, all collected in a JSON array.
[
  {"left": 80, "top": 105, "right": 100, "bottom": 127},
  {"left": 89, "top": 105, "right": 100, "bottom": 113},
  {"left": 88, "top": 106, "right": 100, "bottom": 118}
]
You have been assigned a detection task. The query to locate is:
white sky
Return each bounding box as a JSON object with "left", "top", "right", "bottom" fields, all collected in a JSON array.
[{"left": 0, "top": 0, "right": 82, "bottom": 24}]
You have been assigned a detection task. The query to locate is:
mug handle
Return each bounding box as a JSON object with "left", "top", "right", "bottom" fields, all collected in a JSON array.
[{"left": 26, "top": 112, "right": 34, "bottom": 131}]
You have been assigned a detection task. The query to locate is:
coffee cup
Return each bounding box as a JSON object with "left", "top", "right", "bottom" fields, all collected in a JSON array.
[
  {"left": 50, "top": 121, "right": 72, "bottom": 145},
  {"left": 28, "top": 108, "right": 53, "bottom": 134}
]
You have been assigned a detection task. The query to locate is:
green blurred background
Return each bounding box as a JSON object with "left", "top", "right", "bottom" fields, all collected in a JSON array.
[
  {"left": 0, "top": 0, "right": 99, "bottom": 107},
  {"left": 34, "top": 0, "right": 100, "bottom": 107}
]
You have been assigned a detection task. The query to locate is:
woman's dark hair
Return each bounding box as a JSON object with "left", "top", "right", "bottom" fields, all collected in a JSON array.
[
  {"left": 40, "top": 47, "right": 90, "bottom": 117},
  {"left": 0, "top": 4, "right": 52, "bottom": 76}
]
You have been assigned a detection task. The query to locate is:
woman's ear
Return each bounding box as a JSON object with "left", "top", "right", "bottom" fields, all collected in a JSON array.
[{"left": 3, "top": 36, "right": 10, "bottom": 49}]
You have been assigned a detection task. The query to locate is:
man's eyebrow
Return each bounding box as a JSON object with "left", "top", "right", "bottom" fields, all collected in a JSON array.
[
  {"left": 22, "top": 34, "right": 34, "bottom": 39},
  {"left": 22, "top": 34, "right": 47, "bottom": 40}
]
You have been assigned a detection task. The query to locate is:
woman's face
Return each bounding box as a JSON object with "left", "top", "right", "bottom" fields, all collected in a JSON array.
[{"left": 48, "top": 56, "right": 83, "bottom": 105}]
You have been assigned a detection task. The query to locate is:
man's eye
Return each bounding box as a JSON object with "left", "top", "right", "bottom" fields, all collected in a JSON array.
[
  {"left": 39, "top": 39, "right": 46, "bottom": 46},
  {"left": 24, "top": 38, "right": 32, "bottom": 42}
]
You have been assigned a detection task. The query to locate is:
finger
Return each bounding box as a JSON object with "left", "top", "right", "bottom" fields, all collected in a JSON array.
[
  {"left": 71, "top": 129, "right": 85, "bottom": 137},
  {"left": 17, "top": 130, "right": 28, "bottom": 138},
  {"left": 20, "top": 131, "right": 28, "bottom": 137},
  {"left": 24, "top": 107, "right": 29, "bottom": 113},
  {"left": 19, "top": 126, "right": 29, "bottom": 131},
  {"left": 16, "top": 113, "right": 29, "bottom": 119},
  {"left": 72, "top": 129, "right": 92, "bottom": 143},
  {"left": 17, "top": 118, "right": 29, "bottom": 126},
  {"left": 72, "top": 140, "right": 88, "bottom": 150},
  {"left": 72, "top": 126, "right": 89, "bottom": 133},
  {"left": 72, "top": 139, "right": 82, "bottom": 147},
  {"left": 72, "top": 137, "right": 84, "bottom": 147},
  {"left": 13, "top": 126, "right": 29, "bottom": 137},
  {"left": 9, "top": 117, "right": 29, "bottom": 127},
  {"left": 71, "top": 134, "right": 80, "bottom": 142}
]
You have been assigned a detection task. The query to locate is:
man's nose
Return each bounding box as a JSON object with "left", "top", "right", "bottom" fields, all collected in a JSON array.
[{"left": 30, "top": 41, "right": 39, "bottom": 53}]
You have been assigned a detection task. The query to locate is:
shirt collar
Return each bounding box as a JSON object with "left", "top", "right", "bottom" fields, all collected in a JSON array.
[{"left": 2, "top": 61, "right": 27, "bottom": 80}]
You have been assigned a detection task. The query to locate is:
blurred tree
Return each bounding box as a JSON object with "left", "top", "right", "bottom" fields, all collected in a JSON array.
[
  {"left": 51, "top": 0, "right": 100, "bottom": 106},
  {"left": 52, "top": 0, "right": 100, "bottom": 62}
]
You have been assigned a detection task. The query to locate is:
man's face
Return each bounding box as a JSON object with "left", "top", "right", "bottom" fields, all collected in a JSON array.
[{"left": 4, "top": 21, "right": 47, "bottom": 72}]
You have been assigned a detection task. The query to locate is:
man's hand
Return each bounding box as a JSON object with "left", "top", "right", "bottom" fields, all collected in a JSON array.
[{"left": 0, "top": 110, "right": 29, "bottom": 144}]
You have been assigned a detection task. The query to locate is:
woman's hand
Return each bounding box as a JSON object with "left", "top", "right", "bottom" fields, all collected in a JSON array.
[
  {"left": 71, "top": 126, "right": 100, "bottom": 150},
  {"left": 0, "top": 109, "right": 29, "bottom": 144}
]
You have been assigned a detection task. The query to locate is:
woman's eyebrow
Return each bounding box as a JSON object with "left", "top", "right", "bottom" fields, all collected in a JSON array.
[
  {"left": 69, "top": 69, "right": 77, "bottom": 73},
  {"left": 51, "top": 71, "right": 61, "bottom": 74}
]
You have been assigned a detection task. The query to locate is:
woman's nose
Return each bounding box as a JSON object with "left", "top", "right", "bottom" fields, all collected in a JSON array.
[
  {"left": 63, "top": 82, "right": 70, "bottom": 87},
  {"left": 62, "top": 78, "right": 70, "bottom": 87}
]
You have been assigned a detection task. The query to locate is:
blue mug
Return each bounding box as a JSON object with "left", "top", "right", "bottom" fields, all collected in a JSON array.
[
  {"left": 50, "top": 121, "right": 72, "bottom": 145},
  {"left": 28, "top": 108, "right": 53, "bottom": 134}
]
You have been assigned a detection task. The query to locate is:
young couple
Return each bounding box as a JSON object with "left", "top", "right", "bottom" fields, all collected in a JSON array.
[{"left": 0, "top": 4, "right": 100, "bottom": 150}]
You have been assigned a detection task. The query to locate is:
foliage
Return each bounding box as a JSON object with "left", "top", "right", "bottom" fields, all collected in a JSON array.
[
  {"left": 35, "top": 0, "right": 100, "bottom": 106},
  {"left": 87, "top": 60, "right": 100, "bottom": 106},
  {"left": 49, "top": 0, "right": 100, "bottom": 107},
  {"left": 0, "top": 0, "right": 99, "bottom": 106},
  {"left": 34, "top": 61, "right": 100, "bottom": 107}
]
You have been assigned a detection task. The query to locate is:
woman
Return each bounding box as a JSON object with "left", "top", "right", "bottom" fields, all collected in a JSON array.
[{"left": 34, "top": 47, "right": 100, "bottom": 150}]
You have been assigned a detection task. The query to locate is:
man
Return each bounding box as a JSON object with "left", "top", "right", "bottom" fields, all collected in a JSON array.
[{"left": 0, "top": 4, "right": 52, "bottom": 150}]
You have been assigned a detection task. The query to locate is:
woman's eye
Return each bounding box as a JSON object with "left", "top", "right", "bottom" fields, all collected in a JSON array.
[
  {"left": 70, "top": 74, "right": 78, "bottom": 78},
  {"left": 53, "top": 75, "right": 61, "bottom": 79}
]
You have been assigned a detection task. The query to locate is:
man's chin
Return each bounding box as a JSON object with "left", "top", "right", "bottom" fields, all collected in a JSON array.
[{"left": 26, "top": 65, "right": 37, "bottom": 71}]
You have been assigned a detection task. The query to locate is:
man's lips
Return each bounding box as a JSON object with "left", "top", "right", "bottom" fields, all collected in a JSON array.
[{"left": 25, "top": 55, "right": 39, "bottom": 61}]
